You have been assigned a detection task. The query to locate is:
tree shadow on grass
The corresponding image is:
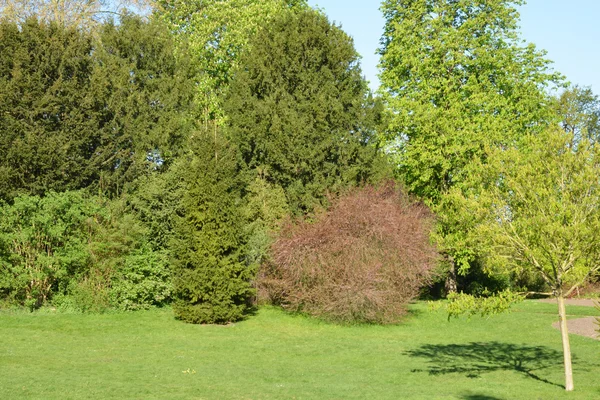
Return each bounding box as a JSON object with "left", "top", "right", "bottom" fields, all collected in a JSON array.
[
  {"left": 407, "top": 341, "right": 568, "bottom": 388},
  {"left": 460, "top": 394, "right": 504, "bottom": 400}
]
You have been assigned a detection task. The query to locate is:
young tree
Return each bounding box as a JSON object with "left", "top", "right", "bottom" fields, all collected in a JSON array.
[
  {"left": 450, "top": 127, "right": 600, "bottom": 391},
  {"left": 169, "top": 125, "right": 254, "bottom": 324},
  {"left": 225, "top": 8, "right": 384, "bottom": 214},
  {"left": 377, "top": 0, "right": 560, "bottom": 289}
]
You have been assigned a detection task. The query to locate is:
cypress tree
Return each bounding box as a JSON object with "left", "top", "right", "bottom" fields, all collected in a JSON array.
[{"left": 170, "top": 125, "right": 254, "bottom": 324}]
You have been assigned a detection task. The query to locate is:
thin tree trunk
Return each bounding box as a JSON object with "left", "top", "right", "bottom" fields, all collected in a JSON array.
[
  {"left": 557, "top": 294, "right": 574, "bottom": 391},
  {"left": 445, "top": 257, "right": 457, "bottom": 294}
]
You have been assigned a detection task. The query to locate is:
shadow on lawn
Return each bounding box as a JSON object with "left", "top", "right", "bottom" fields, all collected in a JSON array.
[
  {"left": 407, "top": 341, "right": 567, "bottom": 388},
  {"left": 460, "top": 395, "right": 504, "bottom": 400}
]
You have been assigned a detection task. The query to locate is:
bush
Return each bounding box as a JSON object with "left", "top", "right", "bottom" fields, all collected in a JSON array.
[
  {"left": 0, "top": 191, "right": 172, "bottom": 311},
  {"left": 0, "top": 191, "right": 100, "bottom": 310},
  {"left": 258, "top": 183, "right": 438, "bottom": 324}
]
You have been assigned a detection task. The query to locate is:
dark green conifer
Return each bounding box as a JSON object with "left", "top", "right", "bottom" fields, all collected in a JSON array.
[
  {"left": 224, "top": 9, "right": 384, "bottom": 214},
  {"left": 170, "top": 125, "right": 254, "bottom": 324}
]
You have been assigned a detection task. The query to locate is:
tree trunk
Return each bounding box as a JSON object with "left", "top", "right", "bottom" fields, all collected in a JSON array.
[
  {"left": 557, "top": 294, "right": 574, "bottom": 391},
  {"left": 445, "top": 258, "right": 457, "bottom": 294}
]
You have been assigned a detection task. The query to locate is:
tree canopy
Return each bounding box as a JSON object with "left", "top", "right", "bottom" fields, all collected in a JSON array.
[{"left": 225, "top": 8, "right": 385, "bottom": 214}]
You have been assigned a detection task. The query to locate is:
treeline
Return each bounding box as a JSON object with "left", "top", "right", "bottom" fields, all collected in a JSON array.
[
  {"left": 0, "top": 4, "right": 405, "bottom": 322},
  {"left": 2, "top": 1, "right": 599, "bottom": 329}
]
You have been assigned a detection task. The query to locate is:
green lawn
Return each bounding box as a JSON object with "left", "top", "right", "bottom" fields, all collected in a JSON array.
[{"left": 1, "top": 301, "right": 599, "bottom": 399}]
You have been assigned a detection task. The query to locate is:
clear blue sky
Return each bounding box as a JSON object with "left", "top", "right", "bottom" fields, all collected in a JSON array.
[{"left": 307, "top": 0, "right": 600, "bottom": 94}]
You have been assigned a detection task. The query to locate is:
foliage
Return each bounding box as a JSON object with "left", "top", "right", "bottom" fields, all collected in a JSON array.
[
  {"left": 170, "top": 126, "right": 254, "bottom": 324},
  {"left": 242, "top": 175, "right": 290, "bottom": 268},
  {"left": 553, "top": 84, "right": 600, "bottom": 144},
  {"left": 453, "top": 127, "right": 600, "bottom": 295},
  {"left": 155, "top": 0, "right": 308, "bottom": 122},
  {"left": 0, "top": 16, "right": 194, "bottom": 201},
  {"left": 0, "top": 191, "right": 99, "bottom": 309},
  {"left": 88, "top": 14, "right": 196, "bottom": 195},
  {"left": 449, "top": 126, "right": 600, "bottom": 391},
  {"left": 0, "top": 18, "right": 95, "bottom": 201},
  {"left": 437, "top": 290, "right": 524, "bottom": 319},
  {"left": 377, "top": 0, "right": 561, "bottom": 286},
  {"left": 259, "top": 183, "right": 438, "bottom": 324},
  {"left": 0, "top": 191, "right": 172, "bottom": 311},
  {"left": 0, "top": 0, "right": 153, "bottom": 27},
  {"left": 225, "top": 8, "right": 384, "bottom": 214},
  {"left": 110, "top": 247, "right": 171, "bottom": 311}
]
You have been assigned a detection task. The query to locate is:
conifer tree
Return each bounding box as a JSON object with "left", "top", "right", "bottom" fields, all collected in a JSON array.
[
  {"left": 170, "top": 125, "right": 254, "bottom": 324},
  {"left": 225, "top": 8, "right": 383, "bottom": 214}
]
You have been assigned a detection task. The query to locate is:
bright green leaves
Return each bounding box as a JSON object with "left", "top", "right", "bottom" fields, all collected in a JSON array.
[
  {"left": 156, "top": 0, "right": 308, "bottom": 122},
  {"left": 377, "top": 0, "right": 561, "bottom": 284},
  {"left": 453, "top": 127, "right": 600, "bottom": 294}
]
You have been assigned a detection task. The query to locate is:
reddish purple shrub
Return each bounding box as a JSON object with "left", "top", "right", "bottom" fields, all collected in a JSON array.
[{"left": 257, "top": 183, "right": 439, "bottom": 324}]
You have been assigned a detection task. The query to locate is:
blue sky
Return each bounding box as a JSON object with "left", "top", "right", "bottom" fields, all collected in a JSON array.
[{"left": 307, "top": 0, "right": 600, "bottom": 94}]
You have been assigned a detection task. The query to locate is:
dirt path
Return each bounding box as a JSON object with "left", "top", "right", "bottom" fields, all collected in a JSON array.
[{"left": 537, "top": 298, "right": 599, "bottom": 340}]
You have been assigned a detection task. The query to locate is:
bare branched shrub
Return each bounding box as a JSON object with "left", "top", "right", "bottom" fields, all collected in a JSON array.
[{"left": 257, "top": 183, "right": 439, "bottom": 324}]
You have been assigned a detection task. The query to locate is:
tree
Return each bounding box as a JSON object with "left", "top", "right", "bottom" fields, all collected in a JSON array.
[
  {"left": 225, "top": 8, "right": 384, "bottom": 214},
  {"left": 0, "top": 15, "right": 195, "bottom": 201},
  {"left": 169, "top": 125, "right": 254, "bottom": 324},
  {"left": 90, "top": 14, "right": 195, "bottom": 195},
  {"left": 553, "top": 85, "right": 600, "bottom": 145},
  {"left": 0, "top": 0, "right": 152, "bottom": 27},
  {"left": 155, "top": 0, "right": 308, "bottom": 122},
  {"left": 0, "top": 18, "right": 96, "bottom": 200},
  {"left": 449, "top": 127, "right": 600, "bottom": 391},
  {"left": 377, "top": 0, "right": 561, "bottom": 289}
]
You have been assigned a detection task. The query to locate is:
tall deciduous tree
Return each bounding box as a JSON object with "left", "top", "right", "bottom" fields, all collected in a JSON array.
[
  {"left": 155, "top": 0, "right": 307, "bottom": 122},
  {"left": 450, "top": 127, "right": 600, "bottom": 391},
  {"left": 225, "top": 8, "right": 384, "bottom": 214},
  {"left": 553, "top": 85, "right": 600, "bottom": 145},
  {"left": 377, "top": 0, "right": 560, "bottom": 287}
]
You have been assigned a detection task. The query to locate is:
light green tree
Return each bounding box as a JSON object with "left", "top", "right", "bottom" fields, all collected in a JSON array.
[
  {"left": 0, "top": 0, "right": 152, "bottom": 27},
  {"left": 377, "top": 0, "right": 561, "bottom": 289},
  {"left": 449, "top": 126, "right": 600, "bottom": 391},
  {"left": 155, "top": 0, "right": 307, "bottom": 124},
  {"left": 553, "top": 85, "right": 600, "bottom": 144}
]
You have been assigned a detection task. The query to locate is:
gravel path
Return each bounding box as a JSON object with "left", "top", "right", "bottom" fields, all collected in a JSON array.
[{"left": 537, "top": 298, "right": 599, "bottom": 340}]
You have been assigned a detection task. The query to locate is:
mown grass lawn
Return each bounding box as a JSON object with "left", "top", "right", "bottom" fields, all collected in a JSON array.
[{"left": 1, "top": 301, "right": 599, "bottom": 399}]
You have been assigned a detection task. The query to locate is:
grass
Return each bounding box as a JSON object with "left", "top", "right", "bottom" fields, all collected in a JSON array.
[{"left": 1, "top": 301, "right": 599, "bottom": 399}]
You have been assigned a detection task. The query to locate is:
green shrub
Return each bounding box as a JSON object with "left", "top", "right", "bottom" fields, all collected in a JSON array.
[
  {"left": 110, "top": 248, "right": 171, "bottom": 311},
  {"left": 0, "top": 191, "right": 172, "bottom": 311},
  {"left": 0, "top": 191, "right": 100, "bottom": 309}
]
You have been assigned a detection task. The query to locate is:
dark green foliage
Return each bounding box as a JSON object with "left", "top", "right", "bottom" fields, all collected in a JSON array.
[
  {"left": 170, "top": 127, "right": 254, "bottom": 324},
  {"left": 0, "top": 15, "right": 195, "bottom": 201},
  {"left": 224, "top": 9, "right": 383, "bottom": 214},
  {"left": 91, "top": 14, "right": 196, "bottom": 194},
  {"left": 0, "top": 19, "right": 96, "bottom": 200}
]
